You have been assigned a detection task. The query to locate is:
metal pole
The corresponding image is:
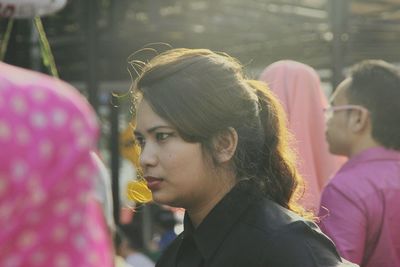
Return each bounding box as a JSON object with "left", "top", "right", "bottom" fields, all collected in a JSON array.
[
  {"left": 30, "top": 20, "right": 41, "bottom": 71},
  {"left": 328, "top": 0, "right": 349, "bottom": 89},
  {"left": 142, "top": 204, "right": 153, "bottom": 251},
  {"left": 86, "top": 0, "right": 99, "bottom": 112},
  {"left": 110, "top": 94, "right": 121, "bottom": 225}
]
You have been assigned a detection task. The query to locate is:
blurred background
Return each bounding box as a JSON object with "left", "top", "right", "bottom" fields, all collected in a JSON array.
[
  {"left": 3, "top": 0, "right": 400, "bottom": 88},
  {"left": 1, "top": 0, "right": 400, "bottom": 261}
]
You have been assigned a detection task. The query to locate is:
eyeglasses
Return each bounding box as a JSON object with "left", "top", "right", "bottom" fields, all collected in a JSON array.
[{"left": 323, "top": 105, "right": 368, "bottom": 120}]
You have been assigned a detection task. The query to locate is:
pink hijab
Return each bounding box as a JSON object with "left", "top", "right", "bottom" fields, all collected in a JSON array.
[
  {"left": 259, "top": 60, "right": 345, "bottom": 212},
  {"left": 0, "top": 63, "right": 113, "bottom": 267}
]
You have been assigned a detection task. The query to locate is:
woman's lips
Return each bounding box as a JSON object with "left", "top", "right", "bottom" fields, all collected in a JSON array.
[{"left": 145, "top": 176, "right": 163, "bottom": 191}]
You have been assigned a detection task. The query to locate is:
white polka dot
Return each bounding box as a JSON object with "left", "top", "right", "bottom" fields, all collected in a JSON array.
[
  {"left": 78, "top": 136, "right": 90, "bottom": 148},
  {"left": 30, "top": 112, "right": 47, "bottom": 129},
  {"left": 77, "top": 165, "right": 91, "bottom": 180},
  {"left": 71, "top": 118, "right": 84, "bottom": 132},
  {"left": 3, "top": 255, "right": 21, "bottom": 267},
  {"left": 0, "top": 121, "right": 11, "bottom": 141},
  {"left": 52, "top": 226, "right": 67, "bottom": 242},
  {"left": 88, "top": 251, "right": 100, "bottom": 265},
  {"left": 69, "top": 212, "right": 82, "bottom": 227},
  {"left": 0, "top": 178, "right": 7, "bottom": 196},
  {"left": 52, "top": 109, "right": 67, "bottom": 127},
  {"left": 30, "top": 251, "right": 46, "bottom": 265},
  {"left": 39, "top": 140, "right": 53, "bottom": 159},
  {"left": 73, "top": 235, "right": 86, "bottom": 249},
  {"left": 31, "top": 89, "right": 47, "bottom": 102},
  {"left": 90, "top": 224, "right": 104, "bottom": 241},
  {"left": 18, "top": 230, "right": 37, "bottom": 248},
  {"left": 0, "top": 203, "right": 13, "bottom": 221},
  {"left": 11, "top": 160, "right": 28, "bottom": 181},
  {"left": 27, "top": 178, "right": 45, "bottom": 204},
  {"left": 31, "top": 190, "right": 45, "bottom": 205},
  {"left": 78, "top": 193, "right": 88, "bottom": 204},
  {"left": 54, "top": 253, "right": 71, "bottom": 267},
  {"left": 53, "top": 200, "right": 70, "bottom": 216},
  {"left": 11, "top": 96, "right": 27, "bottom": 114},
  {"left": 16, "top": 127, "right": 31, "bottom": 145}
]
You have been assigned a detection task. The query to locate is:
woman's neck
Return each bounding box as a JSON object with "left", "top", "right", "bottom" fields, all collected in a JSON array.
[{"left": 187, "top": 173, "right": 237, "bottom": 228}]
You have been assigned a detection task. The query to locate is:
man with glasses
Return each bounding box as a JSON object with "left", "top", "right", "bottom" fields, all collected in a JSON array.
[{"left": 319, "top": 60, "right": 400, "bottom": 267}]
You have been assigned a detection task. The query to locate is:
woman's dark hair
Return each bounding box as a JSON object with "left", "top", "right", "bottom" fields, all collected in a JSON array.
[
  {"left": 131, "top": 48, "right": 304, "bottom": 215},
  {"left": 347, "top": 60, "right": 400, "bottom": 150}
]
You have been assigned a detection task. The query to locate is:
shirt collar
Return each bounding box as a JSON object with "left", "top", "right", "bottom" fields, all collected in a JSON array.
[
  {"left": 341, "top": 146, "right": 400, "bottom": 171},
  {"left": 182, "top": 180, "right": 261, "bottom": 261}
]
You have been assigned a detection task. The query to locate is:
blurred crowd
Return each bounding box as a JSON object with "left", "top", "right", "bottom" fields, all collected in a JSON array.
[{"left": 0, "top": 49, "right": 399, "bottom": 267}]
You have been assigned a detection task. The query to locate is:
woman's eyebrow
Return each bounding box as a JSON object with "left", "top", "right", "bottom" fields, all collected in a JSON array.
[{"left": 134, "top": 125, "right": 173, "bottom": 136}]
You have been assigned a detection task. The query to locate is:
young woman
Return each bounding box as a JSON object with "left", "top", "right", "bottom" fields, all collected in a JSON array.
[{"left": 131, "top": 48, "right": 357, "bottom": 267}]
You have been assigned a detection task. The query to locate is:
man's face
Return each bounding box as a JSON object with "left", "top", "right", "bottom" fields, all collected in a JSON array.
[{"left": 325, "top": 78, "right": 354, "bottom": 156}]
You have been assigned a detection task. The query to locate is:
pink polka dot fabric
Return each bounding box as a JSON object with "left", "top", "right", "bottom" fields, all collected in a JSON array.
[{"left": 0, "top": 63, "right": 113, "bottom": 267}]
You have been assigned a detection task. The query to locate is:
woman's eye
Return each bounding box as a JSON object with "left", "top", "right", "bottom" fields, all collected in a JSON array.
[
  {"left": 135, "top": 136, "right": 146, "bottom": 148},
  {"left": 155, "top": 132, "right": 173, "bottom": 142},
  {"left": 124, "top": 139, "right": 136, "bottom": 148}
]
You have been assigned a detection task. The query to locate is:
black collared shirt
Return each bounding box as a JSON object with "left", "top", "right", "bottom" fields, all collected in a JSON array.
[{"left": 156, "top": 181, "right": 358, "bottom": 267}]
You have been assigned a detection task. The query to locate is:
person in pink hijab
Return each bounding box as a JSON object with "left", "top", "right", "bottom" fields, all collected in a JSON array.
[
  {"left": 0, "top": 62, "right": 114, "bottom": 267},
  {"left": 259, "top": 60, "right": 345, "bottom": 212}
]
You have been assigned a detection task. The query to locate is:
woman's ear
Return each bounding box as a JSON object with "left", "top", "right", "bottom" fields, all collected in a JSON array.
[{"left": 212, "top": 127, "right": 238, "bottom": 163}]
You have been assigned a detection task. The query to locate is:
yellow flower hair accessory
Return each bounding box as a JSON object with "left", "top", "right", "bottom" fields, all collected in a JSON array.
[{"left": 126, "top": 178, "right": 153, "bottom": 203}]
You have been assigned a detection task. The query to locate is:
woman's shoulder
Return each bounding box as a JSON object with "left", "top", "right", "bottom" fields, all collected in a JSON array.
[
  {"left": 262, "top": 221, "right": 358, "bottom": 266},
  {"left": 239, "top": 199, "right": 359, "bottom": 266},
  {"left": 241, "top": 198, "right": 309, "bottom": 232}
]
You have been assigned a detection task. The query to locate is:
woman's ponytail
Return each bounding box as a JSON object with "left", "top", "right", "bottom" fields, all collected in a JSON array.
[{"left": 246, "top": 80, "right": 308, "bottom": 217}]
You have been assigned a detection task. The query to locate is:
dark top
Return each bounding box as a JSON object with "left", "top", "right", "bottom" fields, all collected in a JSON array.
[{"left": 156, "top": 181, "right": 358, "bottom": 267}]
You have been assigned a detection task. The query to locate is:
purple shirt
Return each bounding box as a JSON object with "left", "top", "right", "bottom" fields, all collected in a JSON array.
[{"left": 319, "top": 146, "right": 400, "bottom": 267}]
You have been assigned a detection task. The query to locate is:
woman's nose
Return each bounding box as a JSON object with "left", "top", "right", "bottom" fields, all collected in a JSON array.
[{"left": 139, "top": 142, "right": 158, "bottom": 169}]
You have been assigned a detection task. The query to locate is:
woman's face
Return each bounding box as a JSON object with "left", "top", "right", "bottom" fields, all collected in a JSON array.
[{"left": 134, "top": 100, "right": 229, "bottom": 210}]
